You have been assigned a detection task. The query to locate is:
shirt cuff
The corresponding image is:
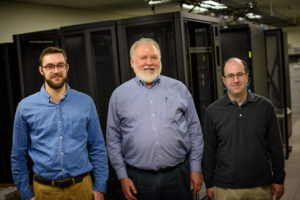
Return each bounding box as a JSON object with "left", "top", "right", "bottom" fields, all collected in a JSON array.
[
  {"left": 93, "top": 181, "right": 107, "bottom": 193},
  {"left": 21, "top": 189, "right": 34, "bottom": 200},
  {"left": 116, "top": 166, "right": 128, "bottom": 180},
  {"left": 189, "top": 159, "right": 202, "bottom": 172}
]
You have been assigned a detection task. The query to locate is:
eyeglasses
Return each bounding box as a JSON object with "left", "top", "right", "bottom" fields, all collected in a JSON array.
[
  {"left": 42, "top": 63, "right": 67, "bottom": 71},
  {"left": 224, "top": 72, "right": 247, "bottom": 80}
]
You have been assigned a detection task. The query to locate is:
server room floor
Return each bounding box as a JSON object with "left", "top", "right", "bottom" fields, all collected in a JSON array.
[{"left": 282, "top": 114, "right": 300, "bottom": 200}]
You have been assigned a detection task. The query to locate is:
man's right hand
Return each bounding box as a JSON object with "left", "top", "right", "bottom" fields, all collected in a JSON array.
[
  {"left": 120, "top": 177, "right": 138, "bottom": 200},
  {"left": 206, "top": 187, "right": 214, "bottom": 200}
]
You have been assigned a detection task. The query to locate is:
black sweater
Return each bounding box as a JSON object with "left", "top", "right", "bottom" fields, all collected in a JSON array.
[{"left": 202, "top": 92, "right": 285, "bottom": 189}]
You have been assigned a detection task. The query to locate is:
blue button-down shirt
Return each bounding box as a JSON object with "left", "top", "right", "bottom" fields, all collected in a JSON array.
[
  {"left": 11, "top": 84, "right": 108, "bottom": 200},
  {"left": 106, "top": 76, "right": 204, "bottom": 179}
]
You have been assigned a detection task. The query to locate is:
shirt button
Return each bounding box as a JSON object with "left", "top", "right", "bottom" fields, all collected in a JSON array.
[
  {"left": 57, "top": 105, "right": 59, "bottom": 108},
  {"left": 156, "top": 142, "right": 159, "bottom": 145},
  {"left": 59, "top": 136, "right": 63, "bottom": 139},
  {"left": 60, "top": 152, "right": 64, "bottom": 155},
  {"left": 239, "top": 114, "right": 242, "bottom": 117},
  {"left": 152, "top": 114, "right": 155, "bottom": 117},
  {"left": 61, "top": 168, "right": 65, "bottom": 171},
  {"left": 150, "top": 100, "right": 153, "bottom": 104},
  {"left": 158, "top": 155, "right": 162, "bottom": 158},
  {"left": 153, "top": 127, "right": 157, "bottom": 130},
  {"left": 58, "top": 120, "right": 61, "bottom": 123}
]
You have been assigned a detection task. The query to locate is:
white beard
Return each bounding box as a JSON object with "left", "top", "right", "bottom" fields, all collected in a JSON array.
[{"left": 133, "top": 65, "right": 162, "bottom": 84}]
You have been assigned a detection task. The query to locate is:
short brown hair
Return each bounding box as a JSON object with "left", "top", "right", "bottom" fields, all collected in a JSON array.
[
  {"left": 222, "top": 57, "right": 248, "bottom": 76},
  {"left": 39, "top": 46, "right": 67, "bottom": 66}
]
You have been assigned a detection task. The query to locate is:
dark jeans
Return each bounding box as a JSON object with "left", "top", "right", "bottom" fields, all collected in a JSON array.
[{"left": 125, "top": 159, "right": 193, "bottom": 200}]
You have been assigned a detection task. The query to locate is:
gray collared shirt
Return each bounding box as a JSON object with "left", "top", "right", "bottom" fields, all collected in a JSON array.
[{"left": 106, "top": 75, "right": 204, "bottom": 179}]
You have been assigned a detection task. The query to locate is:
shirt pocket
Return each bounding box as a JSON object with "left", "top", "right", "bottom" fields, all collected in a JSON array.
[
  {"left": 70, "top": 116, "right": 88, "bottom": 142},
  {"left": 160, "top": 97, "right": 187, "bottom": 122}
]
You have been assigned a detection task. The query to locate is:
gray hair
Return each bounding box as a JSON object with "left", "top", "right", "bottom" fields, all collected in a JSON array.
[{"left": 130, "top": 38, "right": 161, "bottom": 59}]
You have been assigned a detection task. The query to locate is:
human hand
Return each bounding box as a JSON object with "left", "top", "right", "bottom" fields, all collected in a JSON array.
[
  {"left": 94, "top": 190, "right": 105, "bottom": 200},
  {"left": 120, "top": 177, "right": 137, "bottom": 200},
  {"left": 272, "top": 183, "right": 284, "bottom": 200},
  {"left": 190, "top": 172, "right": 203, "bottom": 194},
  {"left": 29, "top": 197, "right": 35, "bottom": 200},
  {"left": 206, "top": 187, "right": 214, "bottom": 200}
]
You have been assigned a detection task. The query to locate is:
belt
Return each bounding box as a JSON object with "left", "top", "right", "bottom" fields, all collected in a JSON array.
[
  {"left": 34, "top": 172, "right": 89, "bottom": 188},
  {"left": 126, "top": 160, "right": 186, "bottom": 173}
]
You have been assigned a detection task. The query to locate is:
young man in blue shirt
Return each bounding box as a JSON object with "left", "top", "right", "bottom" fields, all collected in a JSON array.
[{"left": 11, "top": 46, "right": 108, "bottom": 200}]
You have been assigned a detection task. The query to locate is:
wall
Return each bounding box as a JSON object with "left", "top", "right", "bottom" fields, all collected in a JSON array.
[
  {"left": 0, "top": 2, "right": 134, "bottom": 43},
  {"left": 289, "top": 62, "right": 300, "bottom": 114},
  {"left": 0, "top": 2, "right": 181, "bottom": 43},
  {"left": 283, "top": 26, "right": 300, "bottom": 49}
]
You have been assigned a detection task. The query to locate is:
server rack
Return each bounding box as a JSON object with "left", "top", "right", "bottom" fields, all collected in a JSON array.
[
  {"left": 0, "top": 43, "right": 20, "bottom": 183},
  {"left": 60, "top": 20, "right": 122, "bottom": 200},
  {"left": 13, "top": 29, "right": 60, "bottom": 98},
  {"left": 265, "top": 29, "right": 292, "bottom": 158},
  {"left": 60, "top": 20, "right": 120, "bottom": 134},
  {"left": 12, "top": 29, "right": 60, "bottom": 185},
  {"left": 117, "top": 11, "right": 222, "bottom": 123},
  {"left": 220, "top": 24, "right": 268, "bottom": 97}
]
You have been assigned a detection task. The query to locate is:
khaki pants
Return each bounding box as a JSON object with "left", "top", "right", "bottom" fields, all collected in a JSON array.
[
  {"left": 214, "top": 185, "right": 272, "bottom": 200},
  {"left": 33, "top": 174, "right": 94, "bottom": 200}
]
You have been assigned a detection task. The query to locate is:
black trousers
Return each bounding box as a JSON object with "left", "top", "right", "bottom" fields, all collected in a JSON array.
[{"left": 125, "top": 159, "right": 193, "bottom": 200}]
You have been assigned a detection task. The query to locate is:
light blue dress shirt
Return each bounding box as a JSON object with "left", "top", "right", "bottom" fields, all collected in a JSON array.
[
  {"left": 106, "top": 75, "right": 204, "bottom": 180},
  {"left": 11, "top": 84, "right": 108, "bottom": 200}
]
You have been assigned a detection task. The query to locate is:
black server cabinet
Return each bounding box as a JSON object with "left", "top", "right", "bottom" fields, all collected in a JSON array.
[
  {"left": 117, "top": 11, "right": 222, "bottom": 122},
  {"left": 60, "top": 21, "right": 122, "bottom": 200},
  {"left": 13, "top": 30, "right": 60, "bottom": 98},
  {"left": 60, "top": 20, "right": 120, "bottom": 135},
  {"left": 220, "top": 24, "right": 268, "bottom": 97},
  {"left": 0, "top": 43, "right": 20, "bottom": 183},
  {"left": 265, "top": 29, "right": 292, "bottom": 158}
]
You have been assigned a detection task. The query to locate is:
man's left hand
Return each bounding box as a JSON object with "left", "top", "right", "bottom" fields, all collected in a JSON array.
[
  {"left": 190, "top": 172, "right": 203, "bottom": 194},
  {"left": 94, "top": 190, "right": 105, "bottom": 200},
  {"left": 272, "top": 183, "right": 284, "bottom": 200}
]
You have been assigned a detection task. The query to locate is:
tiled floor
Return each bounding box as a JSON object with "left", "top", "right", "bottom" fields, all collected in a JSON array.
[{"left": 282, "top": 114, "right": 300, "bottom": 200}]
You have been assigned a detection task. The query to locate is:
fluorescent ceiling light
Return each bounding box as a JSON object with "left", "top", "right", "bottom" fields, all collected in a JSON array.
[
  {"left": 148, "top": 0, "right": 172, "bottom": 5},
  {"left": 246, "top": 13, "right": 262, "bottom": 19},
  {"left": 182, "top": 4, "right": 208, "bottom": 12},
  {"left": 200, "top": 0, "right": 227, "bottom": 10}
]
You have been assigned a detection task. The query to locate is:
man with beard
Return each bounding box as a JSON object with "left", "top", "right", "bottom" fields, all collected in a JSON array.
[
  {"left": 202, "top": 58, "right": 285, "bottom": 200},
  {"left": 11, "top": 46, "right": 108, "bottom": 200},
  {"left": 106, "top": 38, "right": 204, "bottom": 200}
]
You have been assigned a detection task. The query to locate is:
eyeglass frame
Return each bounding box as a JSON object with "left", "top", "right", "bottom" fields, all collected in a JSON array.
[
  {"left": 41, "top": 63, "right": 68, "bottom": 71},
  {"left": 223, "top": 72, "right": 248, "bottom": 80}
]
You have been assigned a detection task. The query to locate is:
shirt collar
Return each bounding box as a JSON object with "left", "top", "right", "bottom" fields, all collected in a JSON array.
[
  {"left": 40, "top": 84, "right": 70, "bottom": 102},
  {"left": 222, "top": 90, "right": 256, "bottom": 105},
  {"left": 134, "top": 75, "right": 161, "bottom": 88}
]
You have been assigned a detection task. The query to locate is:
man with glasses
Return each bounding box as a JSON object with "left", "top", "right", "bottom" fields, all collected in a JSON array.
[
  {"left": 202, "top": 57, "right": 285, "bottom": 200},
  {"left": 11, "top": 46, "right": 108, "bottom": 200}
]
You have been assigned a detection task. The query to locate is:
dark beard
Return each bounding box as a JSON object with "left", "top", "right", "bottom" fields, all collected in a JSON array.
[{"left": 44, "top": 75, "right": 67, "bottom": 89}]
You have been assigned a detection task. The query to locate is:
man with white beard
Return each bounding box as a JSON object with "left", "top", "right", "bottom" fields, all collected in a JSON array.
[{"left": 106, "top": 38, "right": 204, "bottom": 200}]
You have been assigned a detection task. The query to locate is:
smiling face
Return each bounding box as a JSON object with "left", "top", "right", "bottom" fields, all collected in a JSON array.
[
  {"left": 130, "top": 42, "right": 162, "bottom": 87},
  {"left": 39, "top": 53, "right": 69, "bottom": 90},
  {"left": 222, "top": 58, "right": 249, "bottom": 99}
]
